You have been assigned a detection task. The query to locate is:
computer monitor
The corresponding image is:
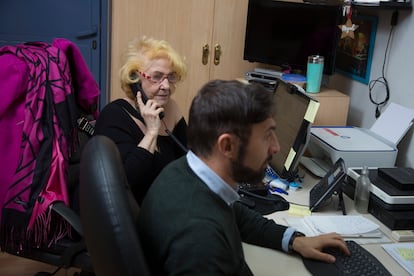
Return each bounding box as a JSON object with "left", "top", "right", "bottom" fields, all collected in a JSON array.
[
  {"left": 244, "top": 0, "right": 342, "bottom": 75},
  {"left": 270, "top": 80, "right": 319, "bottom": 182}
]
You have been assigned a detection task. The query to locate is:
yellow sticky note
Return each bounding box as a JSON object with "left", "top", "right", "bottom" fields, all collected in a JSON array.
[
  {"left": 304, "top": 100, "right": 320, "bottom": 123},
  {"left": 284, "top": 148, "right": 296, "bottom": 171},
  {"left": 397, "top": 247, "right": 414, "bottom": 261},
  {"left": 289, "top": 204, "right": 311, "bottom": 217}
]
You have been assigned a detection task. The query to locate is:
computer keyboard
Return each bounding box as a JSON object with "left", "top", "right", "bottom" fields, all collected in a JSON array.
[{"left": 302, "top": 240, "right": 392, "bottom": 276}]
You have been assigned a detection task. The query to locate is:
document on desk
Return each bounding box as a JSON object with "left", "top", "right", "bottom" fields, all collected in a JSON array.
[
  {"left": 286, "top": 215, "right": 380, "bottom": 237},
  {"left": 382, "top": 243, "right": 414, "bottom": 275},
  {"left": 304, "top": 216, "right": 380, "bottom": 236}
]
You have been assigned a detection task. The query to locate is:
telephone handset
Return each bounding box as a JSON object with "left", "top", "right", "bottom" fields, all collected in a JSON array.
[
  {"left": 129, "top": 80, "right": 187, "bottom": 153},
  {"left": 129, "top": 81, "right": 165, "bottom": 119}
]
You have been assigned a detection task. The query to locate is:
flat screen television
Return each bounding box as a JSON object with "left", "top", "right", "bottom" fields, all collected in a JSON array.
[{"left": 244, "top": 0, "right": 343, "bottom": 75}]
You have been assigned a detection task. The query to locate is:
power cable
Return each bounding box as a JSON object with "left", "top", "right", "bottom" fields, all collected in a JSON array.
[{"left": 368, "top": 10, "right": 398, "bottom": 118}]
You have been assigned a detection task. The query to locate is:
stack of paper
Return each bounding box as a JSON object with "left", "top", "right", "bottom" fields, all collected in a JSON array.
[
  {"left": 304, "top": 216, "right": 381, "bottom": 237},
  {"left": 285, "top": 215, "right": 381, "bottom": 238}
]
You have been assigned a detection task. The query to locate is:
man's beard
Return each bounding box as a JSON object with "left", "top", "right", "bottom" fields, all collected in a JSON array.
[{"left": 230, "top": 147, "right": 271, "bottom": 185}]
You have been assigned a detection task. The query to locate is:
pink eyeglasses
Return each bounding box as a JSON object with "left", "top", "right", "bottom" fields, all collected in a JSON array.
[{"left": 139, "top": 71, "right": 180, "bottom": 84}]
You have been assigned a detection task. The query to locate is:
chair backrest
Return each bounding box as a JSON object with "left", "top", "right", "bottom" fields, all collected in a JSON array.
[{"left": 79, "top": 135, "right": 150, "bottom": 276}]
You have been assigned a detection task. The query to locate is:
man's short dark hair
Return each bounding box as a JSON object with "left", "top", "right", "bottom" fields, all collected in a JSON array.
[{"left": 187, "top": 79, "right": 274, "bottom": 157}]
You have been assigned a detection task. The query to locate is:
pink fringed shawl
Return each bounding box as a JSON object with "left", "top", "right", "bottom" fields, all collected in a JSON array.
[{"left": 0, "top": 39, "right": 99, "bottom": 250}]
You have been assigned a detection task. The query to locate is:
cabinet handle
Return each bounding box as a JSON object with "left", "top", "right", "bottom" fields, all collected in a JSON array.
[
  {"left": 214, "top": 44, "right": 221, "bottom": 65},
  {"left": 202, "top": 44, "right": 209, "bottom": 65}
]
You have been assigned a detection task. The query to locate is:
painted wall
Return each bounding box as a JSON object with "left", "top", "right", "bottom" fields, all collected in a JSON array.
[{"left": 330, "top": 9, "right": 414, "bottom": 167}]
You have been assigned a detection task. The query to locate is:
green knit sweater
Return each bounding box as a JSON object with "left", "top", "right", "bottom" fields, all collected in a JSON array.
[{"left": 138, "top": 156, "right": 288, "bottom": 275}]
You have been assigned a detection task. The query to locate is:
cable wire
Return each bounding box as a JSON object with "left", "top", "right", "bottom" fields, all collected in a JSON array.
[
  {"left": 161, "top": 119, "right": 188, "bottom": 153},
  {"left": 368, "top": 13, "right": 396, "bottom": 118}
]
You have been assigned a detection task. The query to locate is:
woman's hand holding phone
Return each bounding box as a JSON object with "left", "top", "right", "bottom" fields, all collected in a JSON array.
[
  {"left": 135, "top": 91, "right": 163, "bottom": 136},
  {"left": 131, "top": 82, "right": 165, "bottom": 119}
]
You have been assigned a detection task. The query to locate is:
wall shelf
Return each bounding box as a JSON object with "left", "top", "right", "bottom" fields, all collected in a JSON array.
[{"left": 352, "top": 1, "right": 412, "bottom": 10}]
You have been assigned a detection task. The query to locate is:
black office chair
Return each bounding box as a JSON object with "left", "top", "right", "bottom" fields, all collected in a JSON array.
[
  {"left": 79, "top": 135, "right": 150, "bottom": 276},
  {"left": 1, "top": 126, "right": 94, "bottom": 276},
  {"left": 1, "top": 114, "right": 95, "bottom": 276}
]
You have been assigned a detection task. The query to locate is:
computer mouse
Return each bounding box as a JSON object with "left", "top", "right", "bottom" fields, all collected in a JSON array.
[{"left": 267, "top": 177, "right": 289, "bottom": 190}]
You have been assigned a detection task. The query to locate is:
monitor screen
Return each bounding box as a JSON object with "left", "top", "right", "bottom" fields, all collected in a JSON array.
[
  {"left": 244, "top": 0, "right": 342, "bottom": 75},
  {"left": 270, "top": 80, "right": 319, "bottom": 181}
]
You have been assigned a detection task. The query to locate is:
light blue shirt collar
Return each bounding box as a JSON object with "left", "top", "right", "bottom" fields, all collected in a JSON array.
[
  {"left": 186, "top": 151, "right": 240, "bottom": 205},
  {"left": 186, "top": 151, "right": 293, "bottom": 252}
]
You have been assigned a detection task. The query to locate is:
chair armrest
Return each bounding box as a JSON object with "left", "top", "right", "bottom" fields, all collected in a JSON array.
[{"left": 52, "top": 201, "right": 83, "bottom": 236}]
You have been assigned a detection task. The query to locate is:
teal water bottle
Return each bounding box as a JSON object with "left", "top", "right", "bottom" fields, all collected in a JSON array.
[{"left": 306, "top": 55, "right": 324, "bottom": 93}]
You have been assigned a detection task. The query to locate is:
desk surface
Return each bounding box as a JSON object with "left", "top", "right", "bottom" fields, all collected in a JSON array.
[{"left": 243, "top": 168, "right": 410, "bottom": 276}]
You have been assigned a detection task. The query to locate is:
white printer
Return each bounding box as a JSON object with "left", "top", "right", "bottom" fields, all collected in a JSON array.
[
  {"left": 301, "top": 102, "right": 414, "bottom": 175},
  {"left": 307, "top": 126, "right": 397, "bottom": 168}
]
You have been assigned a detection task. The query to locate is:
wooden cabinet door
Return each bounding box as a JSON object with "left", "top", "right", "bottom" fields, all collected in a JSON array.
[
  {"left": 210, "top": 0, "right": 256, "bottom": 81},
  {"left": 111, "top": 0, "right": 213, "bottom": 118},
  {"left": 110, "top": 0, "right": 256, "bottom": 119}
]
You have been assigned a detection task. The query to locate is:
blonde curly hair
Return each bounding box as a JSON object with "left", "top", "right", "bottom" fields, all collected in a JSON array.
[{"left": 120, "top": 36, "right": 187, "bottom": 99}]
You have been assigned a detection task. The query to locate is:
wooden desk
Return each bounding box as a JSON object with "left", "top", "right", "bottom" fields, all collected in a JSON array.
[
  {"left": 243, "top": 169, "right": 410, "bottom": 276},
  {"left": 307, "top": 88, "right": 350, "bottom": 126}
]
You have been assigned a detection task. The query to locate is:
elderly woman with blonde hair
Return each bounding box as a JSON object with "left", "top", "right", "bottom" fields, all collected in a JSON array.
[{"left": 95, "top": 36, "right": 188, "bottom": 204}]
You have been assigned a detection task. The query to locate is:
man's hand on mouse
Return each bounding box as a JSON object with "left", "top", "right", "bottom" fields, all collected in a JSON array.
[{"left": 291, "top": 232, "right": 350, "bottom": 263}]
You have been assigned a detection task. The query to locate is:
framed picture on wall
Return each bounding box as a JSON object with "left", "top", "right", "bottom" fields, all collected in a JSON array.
[{"left": 335, "top": 14, "right": 378, "bottom": 84}]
